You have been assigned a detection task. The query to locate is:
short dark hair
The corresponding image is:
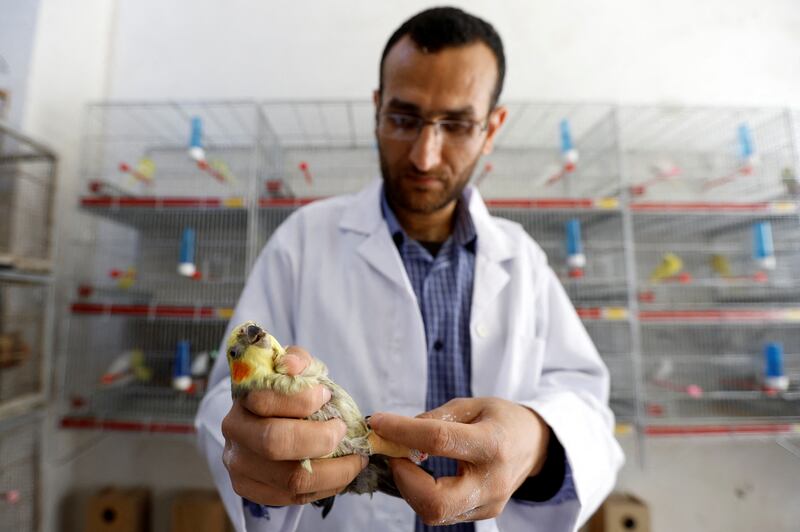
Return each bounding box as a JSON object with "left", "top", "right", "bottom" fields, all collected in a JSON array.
[{"left": 379, "top": 6, "right": 506, "bottom": 109}]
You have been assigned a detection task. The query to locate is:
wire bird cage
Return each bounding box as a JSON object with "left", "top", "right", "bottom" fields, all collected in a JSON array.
[
  {"left": 62, "top": 101, "right": 267, "bottom": 430},
  {"left": 59, "top": 100, "right": 800, "bottom": 438},
  {"left": 624, "top": 106, "right": 800, "bottom": 430},
  {"left": 0, "top": 415, "right": 39, "bottom": 532},
  {"left": 618, "top": 106, "right": 795, "bottom": 202},
  {"left": 0, "top": 121, "right": 57, "bottom": 272},
  {"left": 480, "top": 103, "right": 620, "bottom": 199}
]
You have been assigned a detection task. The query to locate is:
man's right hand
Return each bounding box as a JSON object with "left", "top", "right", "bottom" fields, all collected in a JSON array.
[{"left": 221, "top": 346, "right": 367, "bottom": 506}]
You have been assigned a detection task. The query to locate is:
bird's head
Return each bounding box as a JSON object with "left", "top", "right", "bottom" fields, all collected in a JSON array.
[{"left": 225, "top": 321, "right": 280, "bottom": 386}]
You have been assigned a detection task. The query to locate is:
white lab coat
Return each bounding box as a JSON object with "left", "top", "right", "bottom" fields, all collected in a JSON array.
[{"left": 196, "top": 178, "right": 624, "bottom": 532}]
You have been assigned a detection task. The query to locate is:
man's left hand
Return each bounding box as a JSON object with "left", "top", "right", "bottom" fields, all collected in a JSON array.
[{"left": 368, "top": 397, "right": 550, "bottom": 525}]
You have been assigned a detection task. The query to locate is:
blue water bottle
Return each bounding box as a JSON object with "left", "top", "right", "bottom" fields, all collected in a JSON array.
[
  {"left": 566, "top": 218, "right": 586, "bottom": 269},
  {"left": 189, "top": 116, "right": 206, "bottom": 162},
  {"left": 178, "top": 228, "right": 197, "bottom": 277},
  {"left": 752, "top": 221, "right": 775, "bottom": 271},
  {"left": 560, "top": 119, "right": 579, "bottom": 169},
  {"left": 173, "top": 340, "right": 192, "bottom": 391},
  {"left": 763, "top": 342, "right": 789, "bottom": 391}
]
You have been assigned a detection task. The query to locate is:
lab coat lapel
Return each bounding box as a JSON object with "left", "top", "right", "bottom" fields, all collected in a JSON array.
[
  {"left": 339, "top": 178, "right": 412, "bottom": 294},
  {"left": 468, "top": 187, "right": 515, "bottom": 324}
]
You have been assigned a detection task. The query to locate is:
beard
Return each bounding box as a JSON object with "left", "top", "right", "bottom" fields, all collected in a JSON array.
[{"left": 377, "top": 143, "right": 482, "bottom": 215}]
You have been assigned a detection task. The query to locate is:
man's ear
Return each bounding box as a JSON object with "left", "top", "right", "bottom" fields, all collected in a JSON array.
[
  {"left": 481, "top": 105, "right": 508, "bottom": 156},
  {"left": 373, "top": 89, "right": 381, "bottom": 111}
]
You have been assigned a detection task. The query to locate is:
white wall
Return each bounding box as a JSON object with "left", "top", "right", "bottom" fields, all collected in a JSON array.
[
  {"left": 21, "top": 2, "right": 120, "bottom": 531},
  {"left": 0, "top": 0, "right": 40, "bottom": 126},
  {"left": 16, "top": 1, "right": 800, "bottom": 531},
  {"left": 106, "top": 0, "right": 800, "bottom": 106}
]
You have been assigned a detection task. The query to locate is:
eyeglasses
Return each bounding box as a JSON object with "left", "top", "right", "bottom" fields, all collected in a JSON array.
[{"left": 377, "top": 112, "right": 489, "bottom": 146}]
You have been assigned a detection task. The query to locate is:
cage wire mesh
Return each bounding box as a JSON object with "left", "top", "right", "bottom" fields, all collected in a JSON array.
[
  {"left": 0, "top": 281, "right": 46, "bottom": 406},
  {"left": 60, "top": 101, "right": 800, "bottom": 433},
  {"left": 478, "top": 103, "right": 619, "bottom": 199},
  {"left": 618, "top": 106, "right": 795, "bottom": 202},
  {"left": 642, "top": 323, "right": 800, "bottom": 422},
  {"left": 83, "top": 101, "right": 264, "bottom": 198},
  {"left": 585, "top": 322, "right": 636, "bottom": 423},
  {"left": 260, "top": 101, "right": 378, "bottom": 198},
  {"left": 0, "top": 415, "right": 39, "bottom": 532},
  {"left": 63, "top": 315, "right": 227, "bottom": 424},
  {"left": 0, "top": 122, "right": 56, "bottom": 272},
  {"left": 634, "top": 212, "right": 800, "bottom": 309}
]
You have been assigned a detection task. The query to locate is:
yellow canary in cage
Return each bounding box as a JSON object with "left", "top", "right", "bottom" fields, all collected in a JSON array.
[
  {"left": 225, "top": 321, "right": 424, "bottom": 516},
  {"left": 209, "top": 159, "right": 236, "bottom": 183},
  {"left": 117, "top": 267, "right": 137, "bottom": 290},
  {"left": 710, "top": 254, "right": 732, "bottom": 278},
  {"left": 649, "top": 253, "right": 683, "bottom": 282},
  {"left": 135, "top": 158, "right": 156, "bottom": 182}
]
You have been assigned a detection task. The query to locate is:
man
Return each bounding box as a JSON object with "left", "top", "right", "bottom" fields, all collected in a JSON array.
[{"left": 196, "top": 7, "right": 623, "bottom": 532}]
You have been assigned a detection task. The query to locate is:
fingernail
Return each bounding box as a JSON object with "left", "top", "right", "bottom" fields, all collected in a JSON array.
[
  {"left": 321, "top": 387, "right": 332, "bottom": 403},
  {"left": 368, "top": 413, "right": 384, "bottom": 428}
]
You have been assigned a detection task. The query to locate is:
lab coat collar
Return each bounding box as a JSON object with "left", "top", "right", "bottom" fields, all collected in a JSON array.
[
  {"left": 463, "top": 185, "right": 517, "bottom": 263},
  {"left": 339, "top": 178, "right": 412, "bottom": 293},
  {"left": 339, "top": 177, "right": 518, "bottom": 264}
]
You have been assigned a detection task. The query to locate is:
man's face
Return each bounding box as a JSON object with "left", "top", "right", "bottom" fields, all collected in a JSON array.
[{"left": 375, "top": 36, "right": 506, "bottom": 216}]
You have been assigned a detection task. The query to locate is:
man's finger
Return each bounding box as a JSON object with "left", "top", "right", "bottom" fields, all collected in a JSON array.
[
  {"left": 388, "top": 458, "right": 487, "bottom": 526},
  {"left": 280, "top": 346, "right": 313, "bottom": 376},
  {"left": 369, "top": 413, "right": 494, "bottom": 463},
  {"left": 225, "top": 442, "right": 367, "bottom": 494},
  {"left": 229, "top": 473, "right": 341, "bottom": 507},
  {"left": 223, "top": 403, "right": 346, "bottom": 460},
  {"left": 445, "top": 502, "right": 506, "bottom": 524},
  {"left": 417, "top": 397, "right": 483, "bottom": 424},
  {"left": 241, "top": 383, "right": 331, "bottom": 418}
]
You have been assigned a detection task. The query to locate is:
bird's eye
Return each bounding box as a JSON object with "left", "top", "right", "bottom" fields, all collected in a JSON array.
[{"left": 228, "top": 348, "right": 237, "bottom": 358}]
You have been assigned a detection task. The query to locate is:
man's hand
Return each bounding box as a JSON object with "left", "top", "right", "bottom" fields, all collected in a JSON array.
[
  {"left": 368, "top": 397, "right": 550, "bottom": 525},
  {"left": 221, "top": 346, "right": 367, "bottom": 506}
]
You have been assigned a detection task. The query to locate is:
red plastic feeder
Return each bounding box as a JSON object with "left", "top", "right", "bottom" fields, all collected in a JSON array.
[
  {"left": 568, "top": 268, "right": 584, "bottom": 279},
  {"left": 77, "top": 284, "right": 93, "bottom": 298}
]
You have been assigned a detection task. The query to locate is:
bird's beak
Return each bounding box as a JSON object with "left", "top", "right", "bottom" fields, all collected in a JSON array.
[{"left": 246, "top": 324, "right": 265, "bottom": 344}]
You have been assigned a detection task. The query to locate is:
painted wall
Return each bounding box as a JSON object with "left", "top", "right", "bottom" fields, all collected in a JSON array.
[
  {"left": 0, "top": 0, "right": 40, "bottom": 125},
  {"left": 106, "top": 0, "right": 800, "bottom": 106}
]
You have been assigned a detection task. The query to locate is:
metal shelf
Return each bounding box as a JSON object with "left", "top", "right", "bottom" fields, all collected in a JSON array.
[
  {"left": 639, "top": 308, "right": 800, "bottom": 323},
  {"left": 70, "top": 302, "right": 233, "bottom": 320},
  {"left": 65, "top": 384, "right": 202, "bottom": 428},
  {"left": 630, "top": 200, "right": 798, "bottom": 214},
  {"left": 60, "top": 416, "right": 195, "bottom": 434},
  {"left": 643, "top": 423, "right": 800, "bottom": 436}
]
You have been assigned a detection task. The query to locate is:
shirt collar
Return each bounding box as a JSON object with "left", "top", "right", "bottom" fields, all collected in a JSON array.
[{"left": 380, "top": 184, "right": 477, "bottom": 252}]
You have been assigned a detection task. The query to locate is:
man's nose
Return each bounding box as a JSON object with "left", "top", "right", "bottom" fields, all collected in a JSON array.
[{"left": 408, "top": 123, "right": 443, "bottom": 172}]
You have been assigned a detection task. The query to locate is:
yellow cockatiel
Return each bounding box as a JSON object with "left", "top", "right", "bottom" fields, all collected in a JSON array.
[{"left": 225, "top": 321, "right": 425, "bottom": 517}]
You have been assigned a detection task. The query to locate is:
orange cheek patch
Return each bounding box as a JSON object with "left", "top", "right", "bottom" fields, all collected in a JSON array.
[{"left": 231, "top": 361, "right": 252, "bottom": 383}]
